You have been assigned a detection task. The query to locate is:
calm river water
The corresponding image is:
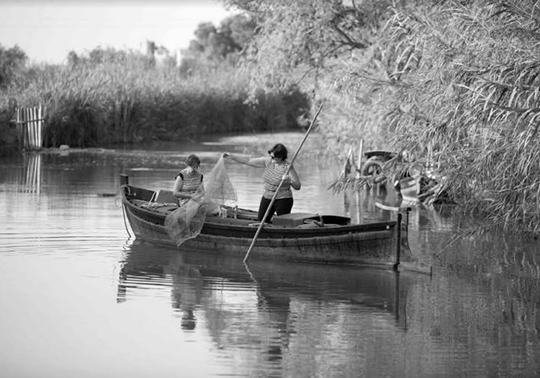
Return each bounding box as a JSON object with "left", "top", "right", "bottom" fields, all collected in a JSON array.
[{"left": 1, "top": 132, "right": 539, "bottom": 378}]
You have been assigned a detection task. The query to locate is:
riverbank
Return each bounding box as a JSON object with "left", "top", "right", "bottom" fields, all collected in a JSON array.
[{"left": 0, "top": 57, "right": 311, "bottom": 153}]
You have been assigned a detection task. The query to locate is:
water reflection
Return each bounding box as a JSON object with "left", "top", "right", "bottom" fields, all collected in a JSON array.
[
  {"left": 2, "top": 137, "right": 540, "bottom": 377},
  {"left": 115, "top": 227, "right": 540, "bottom": 376},
  {"left": 118, "top": 241, "right": 422, "bottom": 376},
  {"left": 18, "top": 153, "right": 42, "bottom": 194}
]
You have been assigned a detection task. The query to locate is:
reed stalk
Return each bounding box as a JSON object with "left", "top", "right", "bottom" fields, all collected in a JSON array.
[{"left": 0, "top": 53, "right": 310, "bottom": 148}]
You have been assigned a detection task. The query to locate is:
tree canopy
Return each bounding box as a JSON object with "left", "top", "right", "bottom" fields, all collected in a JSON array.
[
  {"left": 180, "top": 13, "right": 256, "bottom": 73},
  {"left": 222, "top": 0, "right": 540, "bottom": 232},
  {"left": 0, "top": 44, "right": 27, "bottom": 88}
]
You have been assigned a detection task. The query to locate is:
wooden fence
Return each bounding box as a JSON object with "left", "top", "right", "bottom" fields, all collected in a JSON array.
[{"left": 16, "top": 105, "right": 45, "bottom": 151}]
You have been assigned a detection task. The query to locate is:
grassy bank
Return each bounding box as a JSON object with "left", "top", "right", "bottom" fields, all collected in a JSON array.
[{"left": 0, "top": 57, "right": 309, "bottom": 151}]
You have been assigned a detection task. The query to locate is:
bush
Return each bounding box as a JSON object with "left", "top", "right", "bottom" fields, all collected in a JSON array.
[{"left": 0, "top": 50, "right": 310, "bottom": 148}]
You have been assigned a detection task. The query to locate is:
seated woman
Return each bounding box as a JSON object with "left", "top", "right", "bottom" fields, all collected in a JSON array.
[{"left": 173, "top": 154, "right": 204, "bottom": 206}]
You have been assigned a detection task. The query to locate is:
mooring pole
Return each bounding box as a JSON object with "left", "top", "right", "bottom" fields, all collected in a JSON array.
[
  {"left": 120, "top": 174, "right": 129, "bottom": 186},
  {"left": 393, "top": 211, "right": 402, "bottom": 271}
]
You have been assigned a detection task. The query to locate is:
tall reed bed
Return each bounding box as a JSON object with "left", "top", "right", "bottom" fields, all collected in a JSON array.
[
  {"left": 379, "top": 1, "right": 540, "bottom": 231},
  {"left": 1, "top": 58, "right": 309, "bottom": 148}
]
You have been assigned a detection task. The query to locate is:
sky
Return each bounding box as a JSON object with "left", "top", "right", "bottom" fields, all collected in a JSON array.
[{"left": 0, "top": 0, "right": 235, "bottom": 64}]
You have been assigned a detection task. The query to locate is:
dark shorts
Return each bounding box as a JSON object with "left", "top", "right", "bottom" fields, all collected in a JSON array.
[{"left": 258, "top": 197, "right": 294, "bottom": 222}]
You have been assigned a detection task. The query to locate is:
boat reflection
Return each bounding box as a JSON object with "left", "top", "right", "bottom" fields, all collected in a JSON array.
[{"left": 117, "top": 241, "right": 425, "bottom": 349}]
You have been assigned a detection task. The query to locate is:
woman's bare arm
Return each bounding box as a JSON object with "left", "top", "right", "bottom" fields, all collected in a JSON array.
[
  {"left": 288, "top": 165, "right": 301, "bottom": 190},
  {"left": 223, "top": 152, "right": 268, "bottom": 168}
]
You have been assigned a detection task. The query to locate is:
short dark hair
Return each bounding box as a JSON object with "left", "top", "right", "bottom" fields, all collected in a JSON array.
[
  {"left": 185, "top": 154, "right": 200, "bottom": 168},
  {"left": 268, "top": 143, "right": 288, "bottom": 159}
]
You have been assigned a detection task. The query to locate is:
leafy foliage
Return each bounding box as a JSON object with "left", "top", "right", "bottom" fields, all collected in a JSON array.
[
  {"left": 180, "top": 14, "right": 256, "bottom": 74},
  {"left": 222, "top": 0, "right": 540, "bottom": 231},
  {"left": 0, "top": 46, "right": 309, "bottom": 149},
  {"left": 382, "top": 0, "right": 540, "bottom": 231},
  {"left": 223, "top": 0, "right": 401, "bottom": 151},
  {"left": 0, "top": 44, "right": 27, "bottom": 88}
]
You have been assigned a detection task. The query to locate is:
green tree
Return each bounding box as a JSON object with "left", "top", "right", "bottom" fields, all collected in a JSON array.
[
  {"left": 0, "top": 44, "right": 27, "bottom": 88},
  {"left": 222, "top": 0, "right": 540, "bottom": 231},
  {"left": 381, "top": 0, "right": 540, "bottom": 231},
  {"left": 222, "top": 0, "right": 399, "bottom": 148},
  {"left": 180, "top": 13, "right": 256, "bottom": 73}
]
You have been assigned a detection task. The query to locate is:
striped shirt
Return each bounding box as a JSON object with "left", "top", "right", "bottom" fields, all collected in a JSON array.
[
  {"left": 262, "top": 160, "right": 292, "bottom": 200},
  {"left": 176, "top": 168, "right": 203, "bottom": 194}
]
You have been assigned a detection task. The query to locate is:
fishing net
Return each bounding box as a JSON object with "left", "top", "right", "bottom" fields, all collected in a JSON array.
[{"left": 165, "top": 156, "right": 237, "bottom": 246}]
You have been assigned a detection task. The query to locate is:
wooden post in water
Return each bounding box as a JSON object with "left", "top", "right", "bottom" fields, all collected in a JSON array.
[
  {"left": 119, "top": 174, "right": 129, "bottom": 186},
  {"left": 15, "top": 105, "right": 45, "bottom": 151},
  {"left": 29, "top": 107, "right": 35, "bottom": 149},
  {"left": 394, "top": 212, "right": 402, "bottom": 271},
  {"left": 16, "top": 108, "right": 23, "bottom": 150},
  {"left": 375, "top": 202, "right": 409, "bottom": 271}
]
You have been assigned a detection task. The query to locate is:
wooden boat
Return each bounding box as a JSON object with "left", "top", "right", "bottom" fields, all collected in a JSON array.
[{"left": 119, "top": 175, "right": 426, "bottom": 272}]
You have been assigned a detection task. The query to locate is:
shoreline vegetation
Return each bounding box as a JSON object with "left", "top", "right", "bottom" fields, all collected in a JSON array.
[
  {"left": 0, "top": 55, "right": 309, "bottom": 153},
  {"left": 3, "top": 1, "right": 540, "bottom": 233},
  {"left": 0, "top": 13, "right": 310, "bottom": 155}
]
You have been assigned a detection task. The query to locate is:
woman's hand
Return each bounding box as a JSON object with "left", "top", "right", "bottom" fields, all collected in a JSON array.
[{"left": 192, "top": 192, "right": 205, "bottom": 203}]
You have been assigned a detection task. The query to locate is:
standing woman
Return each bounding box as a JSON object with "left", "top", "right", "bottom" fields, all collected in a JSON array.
[
  {"left": 173, "top": 154, "right": 204, "bottom": 206},
  {"left": 223, "top": 143, "right": 301, "bottom": 222}
]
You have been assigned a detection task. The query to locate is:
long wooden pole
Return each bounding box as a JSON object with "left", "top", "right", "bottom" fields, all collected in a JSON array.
[
  {"left": 31, "top": 107, "right": 37, "bottom": 149},
  {"left": 16, "top": 108, "right": 22, "bottom": 151},
  {"left": 38, "top": 105, "right": 43, "bottom": 150},
  {"left": 243, "top": 103, "right": 324, "bottom": 263},
  {"left": 356, "top": 138, "right": 364, "bottom": 223},
  {"left": 23, "top": 108, "right": 29, "bottom": 150}
]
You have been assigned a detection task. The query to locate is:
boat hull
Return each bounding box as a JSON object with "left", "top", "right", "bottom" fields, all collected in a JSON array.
[{"left": 120, "top": 180, "right": 413, "bottom": 270}]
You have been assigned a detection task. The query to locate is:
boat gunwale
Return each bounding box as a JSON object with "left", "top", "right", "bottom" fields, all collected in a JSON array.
[{"left": 121, "top": 184, "right": 398, "bottom": 238}]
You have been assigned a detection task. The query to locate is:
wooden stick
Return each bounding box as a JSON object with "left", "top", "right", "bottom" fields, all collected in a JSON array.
[
  {"left": 35, "top": 107, "right": 38, "bottom": 148},
  {"left": 31, "top": 107, "right": 37, "bottom": 149},
  {"left": 340, "top": 147, "right": 353, "bottom": 179},
  {"left": 243, "top": 103, "right": 324, "bottom": 263},
  {"left": 29, "top": 107, "right": 34, "bottom": 149},
  {"left": 16, "top": 108, "right": 22, "bottom": 150},
  {"left": 24, "top": 108, "right": 30, "bottom": 150},
  {"left": 38, "top": 105, "right": 42, "bottom": 149},
  {"left": 356, "top": 138, "right": 364, "bottom": 178},
  {"left": 355, "top": 139, "right": 364, "bottom": 222},
  {"left": 375, "top": 202, "right": 401, "bottom": 212},
  {"left": 26, "top": 107, "right": 30, "bottom": 149}
]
